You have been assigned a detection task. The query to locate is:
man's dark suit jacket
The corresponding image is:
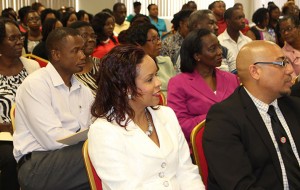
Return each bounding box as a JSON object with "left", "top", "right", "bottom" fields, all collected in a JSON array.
[{"left": 203, "top": 86, "right": 300, "bottom": 190}]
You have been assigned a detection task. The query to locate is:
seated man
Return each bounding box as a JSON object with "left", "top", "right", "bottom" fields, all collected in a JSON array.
[
  {"left": 203, "top": 41, "right": 300, "bottom": 189},
  {"left": 13, "top": 27, "right": 94, "bottom": 190}
]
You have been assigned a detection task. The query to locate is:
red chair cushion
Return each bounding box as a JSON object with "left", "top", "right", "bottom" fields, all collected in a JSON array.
[{"left": 195, "top": 126, "right": 208, "bottom": 187}]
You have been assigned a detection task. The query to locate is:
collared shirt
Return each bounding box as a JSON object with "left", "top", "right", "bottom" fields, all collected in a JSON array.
[
  {"left": 13, "top": 63, "right": 94, "bottom": 161},
  {"left": 245, "top": 87, "right": 300, "bottom": 190},
  {"left": 161, "top": 31, "right": 183, "bottom": 65},
  {"left": 114, "top": 21, "right": 130, "bottom": 36},
  {"left": 149, "top": 17, "right": 167, "bottom": 37},
  {"left": 282, "top": 42, "right": 300, "bottom": 76},
  {"left": 218, "top": 29, "right": 252, "bottom": 60}
]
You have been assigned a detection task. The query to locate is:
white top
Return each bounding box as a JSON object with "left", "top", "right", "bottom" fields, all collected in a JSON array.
[
  {"left": 88, "top": 106, "right": 204, "bottom": 190},
  {"left": 13, "top": 63, "right": 94, "bottom": 161},
  {"left": 218, "top": 29, "right": 252, "bottom": 60}
]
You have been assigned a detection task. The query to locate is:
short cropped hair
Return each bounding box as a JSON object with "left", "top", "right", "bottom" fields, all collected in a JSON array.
[
  {"left": 180, "top": 28, "right": 212, "bottom": 73},
  {"left": 224, "top": 7, "right": 239, "bottom": 20},
  {"left": 91, "top": 44, "right": 147, "bottom": 127},
  {"left": 46, "top": 27, "right": 80, "bottom": 60},
  {"left": 188, "top": 9, "right": 212, "bottom": 31}
]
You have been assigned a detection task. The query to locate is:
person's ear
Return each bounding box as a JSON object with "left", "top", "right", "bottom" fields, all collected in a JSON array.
[
  {"left": 249, "top": 64, "right": 261, "bottom": 80},
  {"left": 51, "top": 49, "right": 60, "bottom": 62},
  {"left": 193, "top": 53, "right": 201, "bottom": 62}
]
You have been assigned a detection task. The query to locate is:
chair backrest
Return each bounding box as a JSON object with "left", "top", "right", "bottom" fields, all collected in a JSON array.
[
  {"left": 158, "top": 92, "right": 167, "bottom": 106},
  {"left": 82, "top": 140, "right": 103, "bottom": 190},
  {"left": 10, "top": 103, "right": 16, "bottom": 132},
  {"left": 190, "top": 120, "right": 208, "bottom": 188},
  {"left": 23, "top": 54, "right": 48, "bottom": 67}
]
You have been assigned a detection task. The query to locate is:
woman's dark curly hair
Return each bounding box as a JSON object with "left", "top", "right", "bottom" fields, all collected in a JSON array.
[
  {"left": 252, "top": 8, "right": 269, "bottom": 25},
  {"left": 125, "top": 23, "right": 158, "bottom": 46},
  {"left": 41, "top": 18, "right": 60, "bottom": 42},
  {"left": 171, "top": 9, "right": 193, "bottom": 31},
  {"left": 91, "top": 11, "right": 117, "bottom": 46},
  {"left": 91, "top": 44, "right": 147, "bottom": 127},
  {"left": 0, "top": 18, "right": 20, "bottom": 44}
]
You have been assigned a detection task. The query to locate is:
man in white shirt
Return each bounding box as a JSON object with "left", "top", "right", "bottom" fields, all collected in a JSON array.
[
  {"left": 218, "top": 7, "right": 252, "bottom": 61},
  {"left": 113, "top": 2, "right": 130, "bottom": 36},
  {"left": 13, "top": 27, "right": 94, "bottom": 190}
]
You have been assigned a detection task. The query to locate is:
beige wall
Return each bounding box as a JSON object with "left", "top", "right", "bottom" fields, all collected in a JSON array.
[{"left": 78, "top": 0, "right": 117, "bottom": 15}]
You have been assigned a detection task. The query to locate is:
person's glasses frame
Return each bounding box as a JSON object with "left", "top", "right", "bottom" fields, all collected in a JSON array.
[
  {"left": 254, "top": 57, "right": 290, "bottom": 67},
  {"left": 146, "top": 36, "right": 161, "bottom": 44},
  {"left": 7, "top": 35, "right": 25, "bottom": 43}
]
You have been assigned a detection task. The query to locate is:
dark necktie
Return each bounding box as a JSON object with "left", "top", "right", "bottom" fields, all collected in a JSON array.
[{"left": 267, "top": 105, "right": 300, "bottom": 189}]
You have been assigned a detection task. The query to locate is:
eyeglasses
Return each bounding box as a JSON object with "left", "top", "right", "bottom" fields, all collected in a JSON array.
[
  {"left": 146, "top": 36, "right": 161, "bottom": 44},
  {"left": 254, "top": 58, "right": 290, "bottom": 67},
  {"left": 27, "top": 17, "right": 41, "bottom": 23},
  {"left": 7, "top": 35, "right": 25, "bottom": 42},
  {"left": 80, "top": 33, "right": 97, "bottom": 40},
  {"left": 280, "top": 26, "right": 296, "bottom": 33}
]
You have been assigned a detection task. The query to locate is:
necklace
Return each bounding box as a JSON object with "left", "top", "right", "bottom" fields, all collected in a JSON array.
[{"left": 145, "top": 108, "right": 154, "bottom": 136}]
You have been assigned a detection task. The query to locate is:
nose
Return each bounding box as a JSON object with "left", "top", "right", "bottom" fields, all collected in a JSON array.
[
  {"left": 79, "top": 49, "right": 86, "bottom": 59},
  {"left": 285, "top": 62, "right": 294, "bottom": 75},
  {"left": 155, "top": 75, "right": 162, "bottom": 88}
]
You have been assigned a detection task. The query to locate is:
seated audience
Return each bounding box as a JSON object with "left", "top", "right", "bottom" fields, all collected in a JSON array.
[
  {"left": 88, "top": 44, "right": 205, "bottom": 189},
  {"left": 32, "top": 18, "right": 63, "bottom": 60},
  {"left": 268, "top": 4, "right": 284, "bottom": 47},
  {"left": 91, "top": 11, "right": 119, "bottom": 59},
  {"left": 40, "top": 8, "right": 60, "bottom": 24},
  {"left": 76, "top": 10, "right": 90, "bottom": 23},
  {"left": 148, "top": 4, "right": 168, "bottom": 39},
  {"left": 279, "top": 15, "right": 300, "bottom": 77},
  {"left": 23, "top": 10, "right": 42, "bottom": 53},
  {"left": 246, "top": 8, "right": 276, "bottom": 42},
  {"left": 209, "top": 1, "right": 226, "bottom": 35},
  {"left": 187, "top": 9, "right": 237, "bottom": 73},
  {"left": 13, "top": 27, "right": 94, "bottom": 190},
  {"left": 203, "top": 40, "right": 300, "bottom": 189},
  {"left": 233, "top": 3, "right": 250, "bottom": 34},
  {"left": 126, "top": 1, "right": 141, "bottom": 22},
  {"left": 161, "top": 9, "right": 193, "bottom": 65},
  {"left": 0, "top": 18, "right": 40, "bottom": 190},
  {"left": 70, "top": 21, "right": 100, "bottom": 96},
  {"left": 218, "top": 7, "right": 252, "bottom": 61},
  {"left": 126, "top": 23, "right": 176, "bottom": 97},
  {"left": 113, "top": 3, "right": 130, "bottom": 36},
  {"left": 167, "top": 29, "right": 239, "bottom": 145},
  {"left": 18, "top": 6, "right": 31, "bottom": 33},
  {"left": 31, "top": 2, "right": 45, "bottom": 16},
  {"left": 61, "top": 11, "right": 78, "bottom": 27}
]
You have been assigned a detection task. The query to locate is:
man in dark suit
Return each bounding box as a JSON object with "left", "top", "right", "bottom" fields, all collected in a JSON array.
[{"left": 203, "top": 40, "right": 300, "bottom": 189}]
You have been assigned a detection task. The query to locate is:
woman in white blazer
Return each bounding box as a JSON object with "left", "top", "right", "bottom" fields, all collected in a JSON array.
[{"left": 88, "top": 44, "right": 204, "bottom": 190}]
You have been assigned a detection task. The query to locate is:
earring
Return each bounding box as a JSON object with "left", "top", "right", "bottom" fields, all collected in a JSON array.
[{"left": 128, "top": 94, "right": 132, "bottom": 100}]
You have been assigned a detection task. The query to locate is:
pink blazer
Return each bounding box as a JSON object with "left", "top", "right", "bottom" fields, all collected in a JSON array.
[{"left": 167, "top": 69, "right": 239, "bottom": 144}]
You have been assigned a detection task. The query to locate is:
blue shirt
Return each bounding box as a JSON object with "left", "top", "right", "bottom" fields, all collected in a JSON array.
[{"left": 149, "top": 17, "right": 167, "bottom": 37}]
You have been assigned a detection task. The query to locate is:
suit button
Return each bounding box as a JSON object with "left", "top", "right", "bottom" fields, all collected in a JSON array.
[
  {"left": 163, "top": 181, "right": 169, "bottom": 187},
  {"left": 161, "top": 162, "right": 167, "bottom": 168},
  {"left": 159, "top": 172, "right": 164, "bottom": 178}
]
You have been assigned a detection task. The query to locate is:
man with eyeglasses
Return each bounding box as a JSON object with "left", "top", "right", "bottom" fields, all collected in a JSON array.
[
  {"left": 279, "top": 15, "right": 300, "bottom": 78},
  {"left": 203, "top": 41, "right": 300, "bottom": 189}
]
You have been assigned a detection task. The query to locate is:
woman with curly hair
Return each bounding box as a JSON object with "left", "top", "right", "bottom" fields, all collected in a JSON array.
[
  {"left": 91, "top": 11, "right": 119, "bottom": 59},
  {"left": 88, "top": 44, "right": 204, "bottom": 189}
]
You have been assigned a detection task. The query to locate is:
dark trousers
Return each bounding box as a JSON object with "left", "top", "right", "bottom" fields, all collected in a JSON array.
[
  {"left": 0, "top": 141, "right": 19, "bottom": 190},
  {"left": 18, "top": 141, "right": 90, "bottom": 190}
]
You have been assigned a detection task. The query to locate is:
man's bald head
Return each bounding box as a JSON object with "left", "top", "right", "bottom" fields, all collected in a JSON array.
[{"left": 236, "top": 41, "right": 283, "bottom": 84}]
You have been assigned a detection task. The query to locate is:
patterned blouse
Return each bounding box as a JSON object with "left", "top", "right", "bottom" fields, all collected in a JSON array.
[
  {"left": 75, "top": 57, "right": 100, "bottom": 96},
  {"left": 161, "top": 31, "right": 184, "bottom": 65},
  {"left": 0, "top": 68, "right": 28, "bottom": 122}
]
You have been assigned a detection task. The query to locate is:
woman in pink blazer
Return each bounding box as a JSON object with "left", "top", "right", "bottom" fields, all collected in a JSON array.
[{"left": 167, "top": 29, "right": 240, "bottom": 145}]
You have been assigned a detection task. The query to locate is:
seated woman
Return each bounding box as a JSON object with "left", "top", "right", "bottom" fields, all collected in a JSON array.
[
  {"left": 126, "top": 23, "right": 176, "bottom": 97},
  {"left": 69, "top": 21, "right": 100, "bottom": 96},
  {"left": 91, "top": 11, "right": 119, "bottom": 59},
  {"left": 0, "top": 18, "right": 40, "bottom": 190},
  {"left": 23, "top": 10, "right": 42, "bottom": 53},
  {"left": 88, "top": 44, "right": 205, "bottom": 190},
  {"left": 167, "top": 29, "right": 240, "bottom": 145},
  {"left": 32, "top": 18, "right": 63, "bottom": 60}
]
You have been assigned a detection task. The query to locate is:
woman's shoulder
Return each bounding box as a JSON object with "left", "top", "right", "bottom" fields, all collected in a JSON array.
[{"left": 20, "top": 56, "right": 41, "bottom": 74}]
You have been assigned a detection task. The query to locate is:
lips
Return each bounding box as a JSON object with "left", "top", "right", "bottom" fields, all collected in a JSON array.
[{"left": 153, "top": 91, "right": 161, "bottom": 97}]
